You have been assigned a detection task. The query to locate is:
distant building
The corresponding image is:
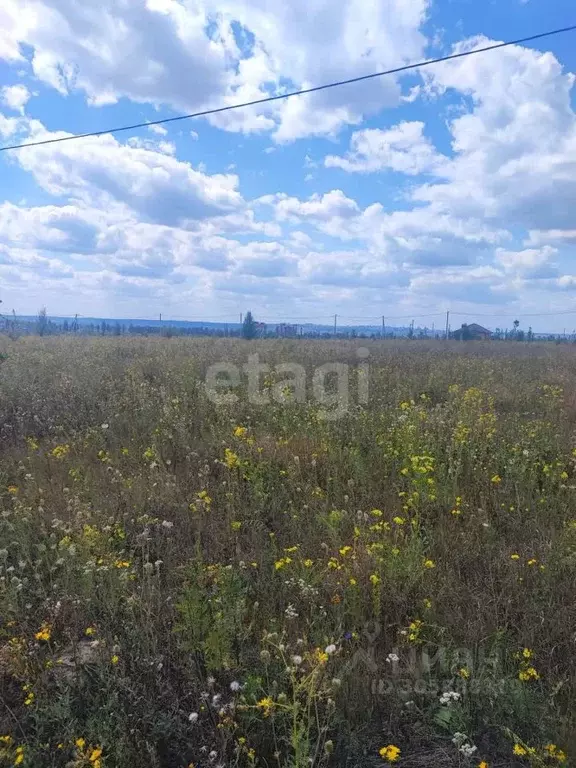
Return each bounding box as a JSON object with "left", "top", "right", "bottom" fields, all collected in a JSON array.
[
  {"left": 451, "top": 323, "right": 492, "bottom": 341},
  {"left": 254, "top": 321, "right": 267, "bottom": 336},
  {"left": 276, "top": 323, "right": 298, "bottom": 338}
]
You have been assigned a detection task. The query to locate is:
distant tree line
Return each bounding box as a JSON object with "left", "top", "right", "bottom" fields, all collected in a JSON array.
[{"left": 0, "top": 308, "right": 574, "bottom": 343}]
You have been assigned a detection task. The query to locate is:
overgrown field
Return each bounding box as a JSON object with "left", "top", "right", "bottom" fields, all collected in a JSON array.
[{"left": 1, "top": 336, "right": 576, "bottom": 768}]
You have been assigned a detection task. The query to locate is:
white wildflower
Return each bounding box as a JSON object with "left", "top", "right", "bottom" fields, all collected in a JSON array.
[
  {"left": 386, "top": 653, "right": 400, "bottom": 663},
  {"left": 325, "top": 644, "right": 337, "bottom": 655},
  {"left": 440, "top": 691, "right": 461, "bottom": 705},
  {"left": 188, "top": 712, "right": 199, "bottom": 724},
  {"left": 161, "top": 520, "right": 173, "bottom": 529},
  {"left": 230, "top": 680, "right": 241, "bottom": 692},
  {"left": 459, "top": 744, "right": 477, "bottom": 758},
  {"left": 284, "top": 604, "right": 299, "bottom": 619},
  {"left": 292, "top": 655, "right": 303, "bottom": 666}
]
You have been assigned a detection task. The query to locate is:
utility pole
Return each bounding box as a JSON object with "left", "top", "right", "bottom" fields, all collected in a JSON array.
[
  {"left": 334, "top": 314, "right": 338, "bottom": 336},
  {"left": 240, "top": 312, "right": 243, "bottom": 325},
  {"left": 382, "top": 315, "right": 386, "bottom": 338},
  {"left": 445, "top": 310, "right": 450, "bottom": 340}
]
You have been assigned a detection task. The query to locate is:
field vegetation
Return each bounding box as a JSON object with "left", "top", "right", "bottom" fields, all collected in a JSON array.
[{"left": 0, "top": 336, "right": 575, "bottom": 767}]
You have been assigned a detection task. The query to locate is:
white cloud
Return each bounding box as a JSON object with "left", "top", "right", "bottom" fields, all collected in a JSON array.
[
  {"left": 409, "top": 266, "right": 515, "bottom": 305},
  {"left": 495, "top": 246, "right": 558, "bottom": 279},
  {"left": 526, "top": 229, "right": 576, "bottom": 246},
  {"left": 414, "top": 38, "right": 576, "bottom": 231},
  {"left": 1, "top": 84, "right": 31, "bottom": 113},
  {"left": 325, "top": 121, "right": 445, "bottom": 174},
  {"left": 14, "top": 121, "right": 243, "bottom": 226},
  {"left": 0, "top": 0, "right": 429, "bottom": 140},
  {"left": 0, "top": 111, "right": 18, "bottom": 138},
  {"left": 273, "top": 190, "right": 360, "bottom": 222},
  {"left": 4, "top": 25, "right": 576, "bottom": 322},
  {"left": 148, "top": 124, "right": 167, "bottom": 136}
]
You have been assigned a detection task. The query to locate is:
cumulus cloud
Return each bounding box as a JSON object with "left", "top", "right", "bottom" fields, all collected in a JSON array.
[
  {"left": 4, "top": 20, "right": 576, "bottom": 321},
  {"left": 325, "top": 121, "right": 445, "bottom": 175},
  {"left": 0, "top": 0, "right": 428, "bottom": 140},
  {"left": 13, "top": 122, "right": 243, "bottom": 226},
  {"left": 414, "top": 38, "right": 576, "bottom": 232},
  {"left": 1, "top": 84, "right": 31, "bottom": 113},
  {"left": 273, "top": 190, "right": 360, "bottom": 222},
  {"left": 495, "top": 246, "right": 559, "bottom": 279}
]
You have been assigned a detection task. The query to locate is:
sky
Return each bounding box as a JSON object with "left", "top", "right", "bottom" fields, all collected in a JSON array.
[{"left": 1, "top": 0, "right": 576, "bottom": 332}]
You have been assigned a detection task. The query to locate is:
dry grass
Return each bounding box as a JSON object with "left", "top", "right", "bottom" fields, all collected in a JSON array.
[{"left": 0, "top": 335, "right": 575, "bottom": 767}]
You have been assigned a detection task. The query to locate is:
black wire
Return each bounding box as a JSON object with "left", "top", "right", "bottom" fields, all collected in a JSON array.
[{"left": 1, "top": 23, "right": 576, "bottom": 152}]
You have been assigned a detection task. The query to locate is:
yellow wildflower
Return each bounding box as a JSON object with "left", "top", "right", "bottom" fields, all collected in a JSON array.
[
  {"left": 458, "top": 667, "right": 470, "bottom": 679},
  {"left": 7, "top": 485, "right": 18, "bottom": 495},
  {"left": 256, "top": 697, "right": 275, "bottom": 716},
  {"left": 14, "top": 746, "right": 25, "bottom": 765},
  {"left": 513, "top": 744, "right": 527, "bottom": 756},
  {"left": 393, "top": 516, "right": 405, "bottom": 525},
  {"left": 518, "top": 666, "right": 539, "bottom": 681},
  {"left": 303, "top": 559, "right": 314, "bottom": 567},
  {"left": 478, "top": 762, "right": 488, "bottom": 768},
  {"left": 423, "top": 559, "right": 435, "bottom": 569},
  {"left": 76, "top": 738, "right": 86, "bottom": 749},
  {"left": 233, "top": 426, "right": 248, "bottom": 439},
  {"left": 224, "top": 449, "right": 240, "bottom": 469},
  {"left": 111, "top": 655, "right": 120, "bottom": 665},
  {"left": 511, "top": 553, "right": 520, "bottom": 560},
  {"left": 85, "top": 627, "right": 97, "bottom": 636},
  {"left": 89, "top": 747, "right": 103, "bottom": 763},
  {"left": 35, "top": 624, "right": 52, "bottom": 642},
  {"left": 379, "top": 744, "right": 401, "bottom": 762},
  {"left": 491, "top": 474, "right": 502, "bottom": 484},
  {"left": 51, "top": 444, "right": 70, "bottom": 459}
]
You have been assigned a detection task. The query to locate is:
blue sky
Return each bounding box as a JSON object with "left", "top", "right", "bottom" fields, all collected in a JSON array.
[{"left": 1, "top": 0, "right": 576, "bottom": 332}]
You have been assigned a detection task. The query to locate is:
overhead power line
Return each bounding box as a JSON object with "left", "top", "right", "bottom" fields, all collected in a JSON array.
[{"left": 1, "top": 23, "right": 576, "bottom": 153}]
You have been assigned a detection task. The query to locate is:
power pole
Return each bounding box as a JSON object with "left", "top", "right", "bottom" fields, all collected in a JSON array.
[
  {"left": 334, "top": 314, "right": 338, "bottom": 336},
  {"left": 382, "top": 315, "right": 386, "bottom": 338},
  {"left": 445, "top": 311, "right": 450, "bottom": 340}
]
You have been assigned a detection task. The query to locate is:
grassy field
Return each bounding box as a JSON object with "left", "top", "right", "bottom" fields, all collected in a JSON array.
[{"left": 0, "top": 335, "right": 575, "bottom": 768}]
